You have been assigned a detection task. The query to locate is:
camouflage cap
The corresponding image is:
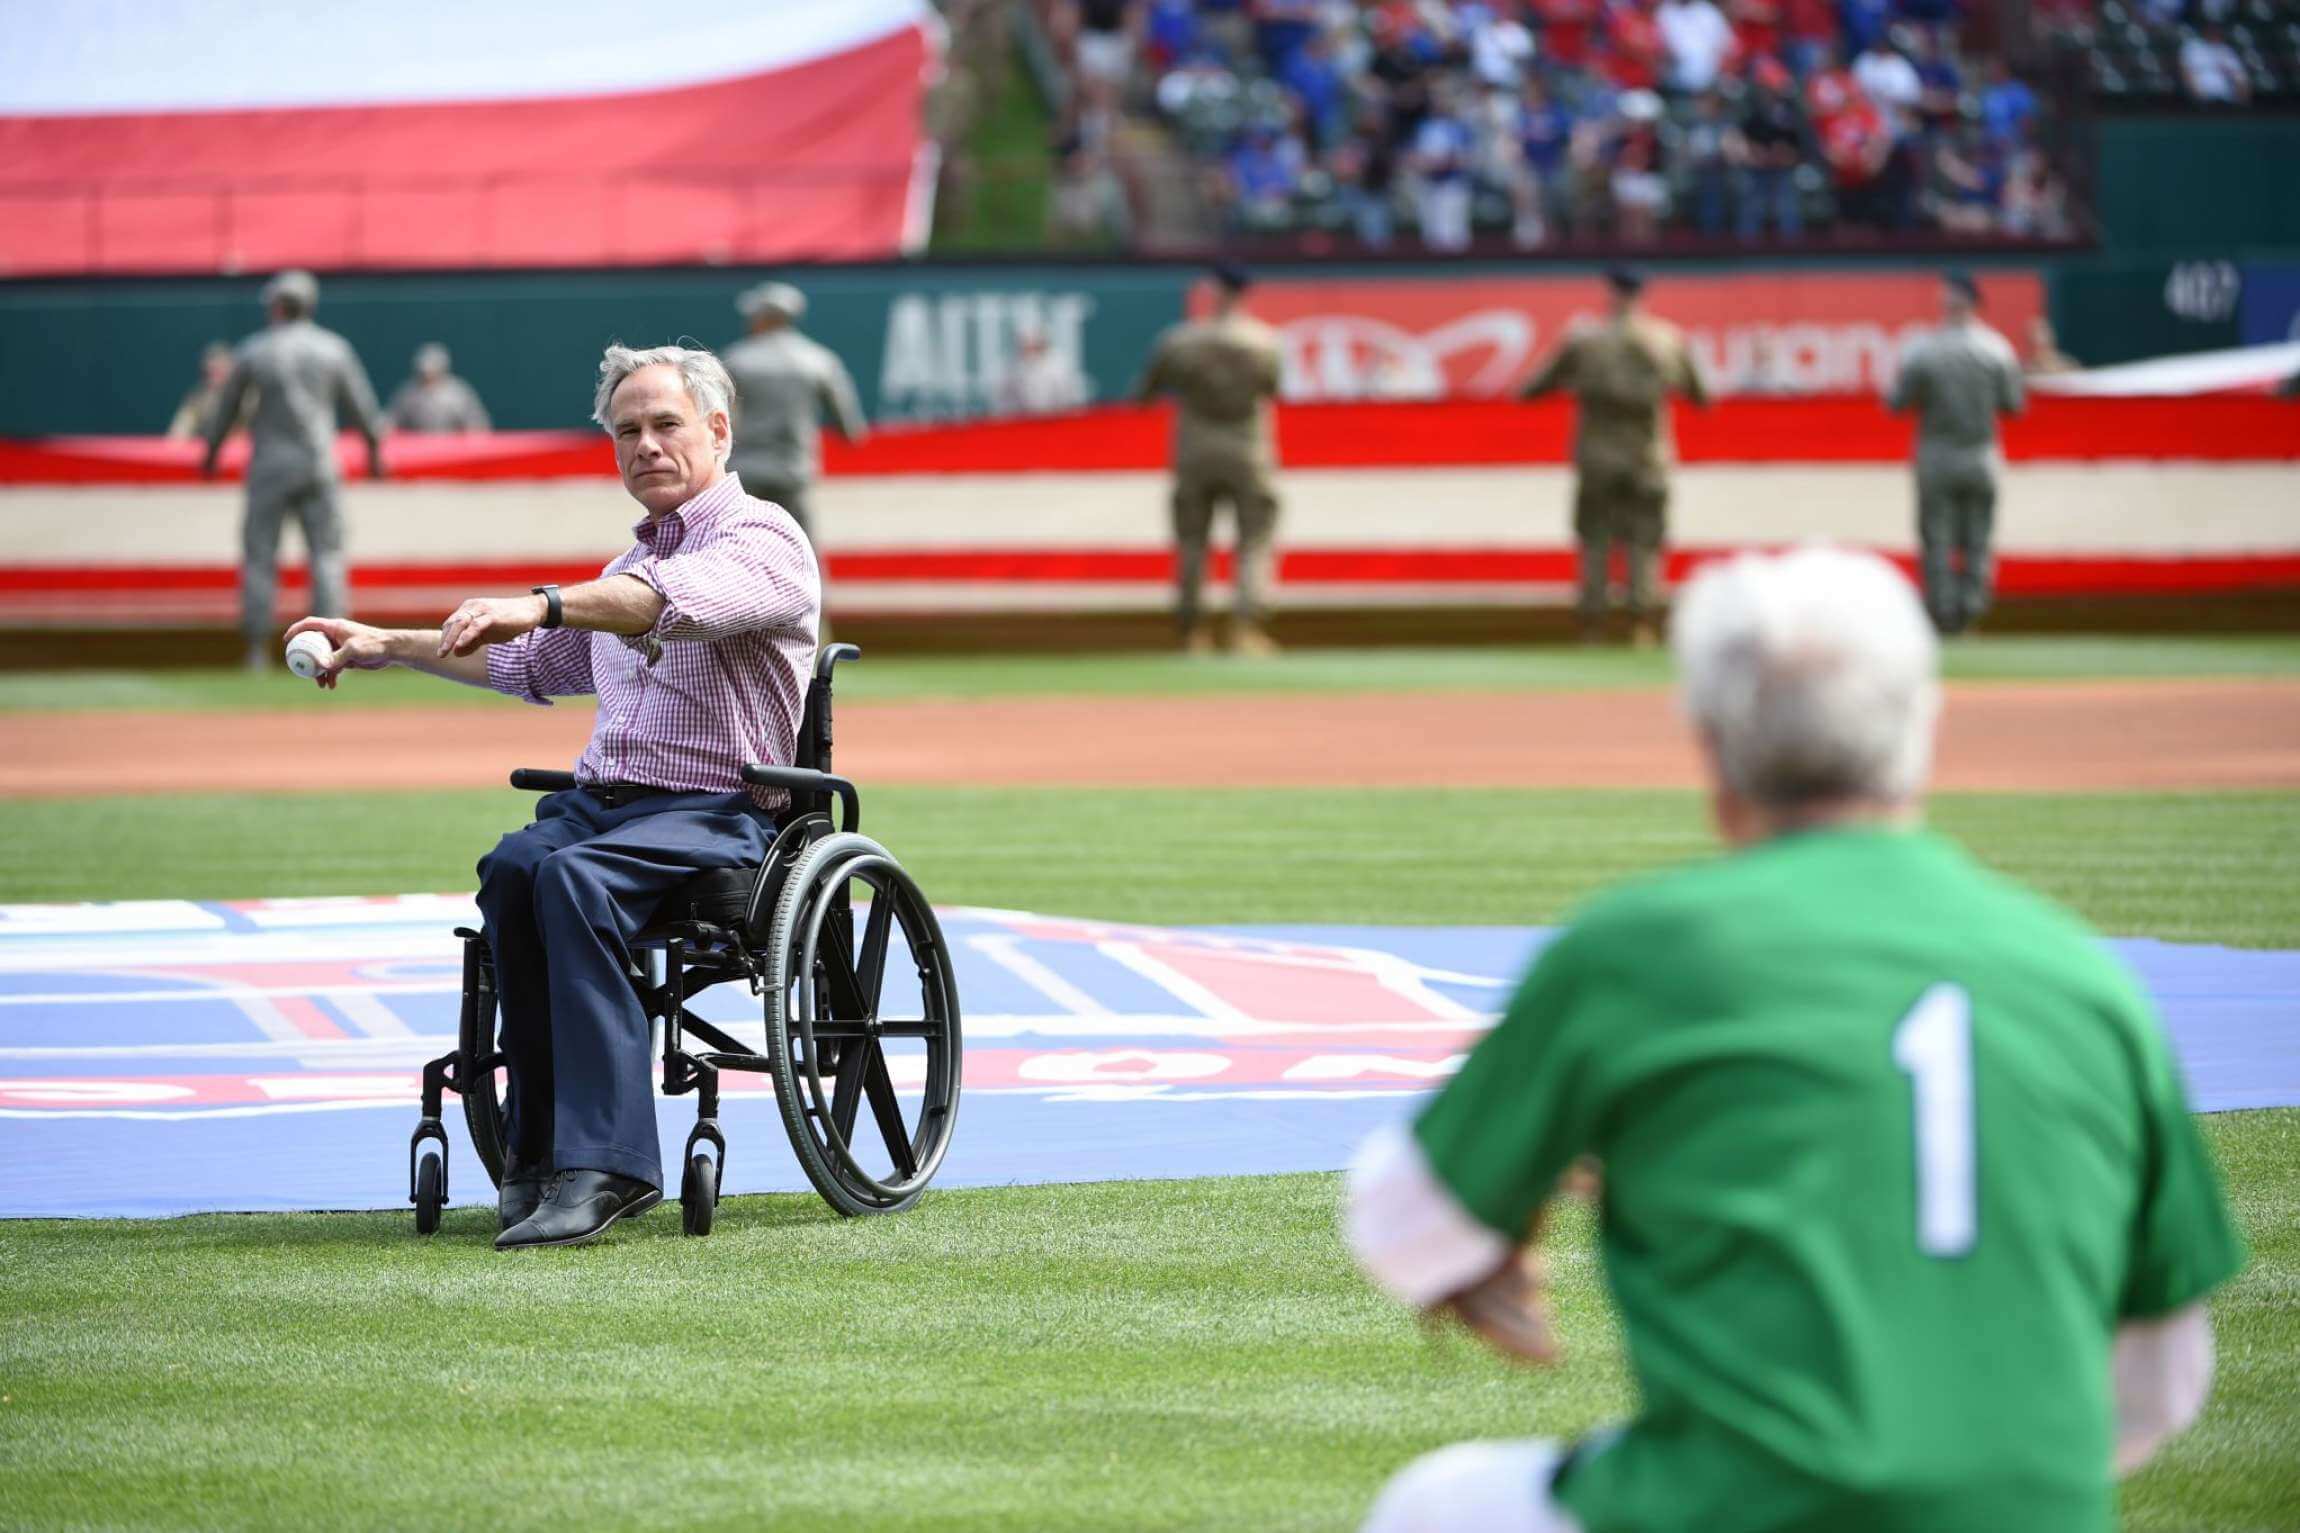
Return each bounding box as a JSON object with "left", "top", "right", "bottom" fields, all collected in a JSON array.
[
  {"left": 737, "top": 281, "right": 807, "bottom": 321},
  {"left": 262, "top": 269, "right": 319, "bottom": 309}
]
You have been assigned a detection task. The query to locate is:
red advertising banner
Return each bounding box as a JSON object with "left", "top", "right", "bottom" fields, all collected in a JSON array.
[{"left": 1196, "top": 270, "right": 2047, "bottom": 400}]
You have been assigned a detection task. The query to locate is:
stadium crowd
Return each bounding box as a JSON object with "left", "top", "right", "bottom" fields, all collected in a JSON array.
[{"left": 1052, "top": 0, "right": 2089, "bottom": 248}]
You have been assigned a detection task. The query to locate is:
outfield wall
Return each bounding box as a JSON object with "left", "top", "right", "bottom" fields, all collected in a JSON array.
[
  {"left": 13, "top": 254, "right": 2300, "bottom": 438},
  {"left": 4, "top": 397, "right": 2294, "bottom": 627}
]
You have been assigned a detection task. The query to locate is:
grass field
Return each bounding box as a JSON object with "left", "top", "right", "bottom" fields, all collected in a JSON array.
[
  {"left": 1, "top": 634, "right": 2296, "bottom": 711},
  {"left": 2, "top": 640, "right": 2296, "bottom": 1531}
]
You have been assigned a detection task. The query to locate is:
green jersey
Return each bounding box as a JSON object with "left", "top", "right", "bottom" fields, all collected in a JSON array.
[{"left": 1415, "top": 827, "right": 2245, "bottom": 1533}]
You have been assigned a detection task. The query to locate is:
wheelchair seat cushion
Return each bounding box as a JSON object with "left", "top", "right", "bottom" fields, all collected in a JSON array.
[{"left": 654, "top": 866, "right": 758, "bottom": 929}]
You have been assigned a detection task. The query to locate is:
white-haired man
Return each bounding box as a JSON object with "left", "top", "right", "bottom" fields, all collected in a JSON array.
[
  {"left": 1347, "top": 547, "right": 2242, "bottom": 1532},
  {"left": 202, "top": 270, "right": 386, "bottom": 670},
  {"left": 286, "top": 344, "right": 820, "bottom": 1249}
]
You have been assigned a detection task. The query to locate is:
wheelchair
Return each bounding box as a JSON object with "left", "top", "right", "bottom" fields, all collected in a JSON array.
[{"left": 406, "top": 643, "right": 962, "bottom": 1235}]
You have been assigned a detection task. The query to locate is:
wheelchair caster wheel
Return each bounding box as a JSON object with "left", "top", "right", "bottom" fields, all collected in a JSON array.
[
  {"left": 681, "top": 1152, "right": 718, "bottom": 1237},
  {"left": 413, "top": 1152, "right": 444, "bottom": 1235}
]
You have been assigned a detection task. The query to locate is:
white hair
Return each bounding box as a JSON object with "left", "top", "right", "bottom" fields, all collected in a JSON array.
[
  {"left": 591, "top": 344, "right": 736, "bottom": 459},
  {"left": 1671, "top": 546, "right": 1940, "bottom": 809}
]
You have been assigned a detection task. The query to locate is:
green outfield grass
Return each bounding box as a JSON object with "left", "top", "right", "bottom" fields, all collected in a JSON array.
[
  {"left": 4, "top": 786, "right": 2295, "bottom": 947},
  {"left": 3, "top": 638, "right": 2296, "bottom": 1529},
  {"left": 1, "top": 633, "right": 2295, "bottom": 711},
  {"left": 2, "top": 1114, "right": 2293, "bottom": 1533}
]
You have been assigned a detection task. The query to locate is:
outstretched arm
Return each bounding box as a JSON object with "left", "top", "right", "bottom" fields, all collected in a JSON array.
[
  {"left": 282, "top": 614, "right": 492, "bottom": 690},
  {"left": 1517, "top": 338, "right": 1575, "bottom": 401}
]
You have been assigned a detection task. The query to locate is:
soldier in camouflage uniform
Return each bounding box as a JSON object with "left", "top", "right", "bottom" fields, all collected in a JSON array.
[
  {"left": 1519, "top": 267, "right": 1710, "bottom": 646},
  {"left": 387, "top": 344, "right": 491, "bottom": 433},
  {"left": 722, "top": 281, "right": 867, "bottom": 548},
  {"left": 1888, "top": 271, "right": 2025, "bottom": 635},
  {"left": 1135, "top": 263, "right": 1286, "bottom": 655},
  {"left": 202, "top": 270, "right": 386, "bottom": 670}
]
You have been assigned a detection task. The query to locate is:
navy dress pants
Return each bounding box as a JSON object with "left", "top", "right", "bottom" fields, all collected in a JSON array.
[{"left": 475, "top": 788, "right": 773, "bottom": 1190}]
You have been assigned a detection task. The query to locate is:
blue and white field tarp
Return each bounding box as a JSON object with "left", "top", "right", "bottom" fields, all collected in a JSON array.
[{"left": 3, "top": 897, "right": 2295, "bottom": 1219}]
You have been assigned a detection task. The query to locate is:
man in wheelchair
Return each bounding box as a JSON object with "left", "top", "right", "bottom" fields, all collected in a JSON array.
[{"left": 286, "top": 343, "right": 819, "bottom": 1248}]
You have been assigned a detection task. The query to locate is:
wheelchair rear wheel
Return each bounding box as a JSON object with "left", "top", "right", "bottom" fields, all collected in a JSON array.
[
  {"left": 458, "top": 935, "right": 511, "bottom": 1188},
  {"left": 763, "top": 832, "right": 962, "bottom": 1216}
]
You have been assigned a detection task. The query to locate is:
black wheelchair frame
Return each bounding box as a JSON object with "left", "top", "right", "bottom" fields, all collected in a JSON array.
[{"left": 407, "top": 643, "right": 963, "bottom": 1235}]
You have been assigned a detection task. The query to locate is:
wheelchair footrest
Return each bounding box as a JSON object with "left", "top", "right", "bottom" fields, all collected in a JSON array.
[{"left": 695, "top": 1050, "right": 772, "bottom": 1072}]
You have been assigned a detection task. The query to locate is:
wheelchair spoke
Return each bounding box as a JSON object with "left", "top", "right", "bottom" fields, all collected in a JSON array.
[
  {"left": 856, "top": 893, "right": 894, "bottom": 1017},
  {"left": 873, "top": 1020, "right": 941, "bottom": 1038},
  {"left": 829, "top": 1040, "right": 866, "bottom": 1144},
  {"left": 814, "top": 904, "right": 871, "bottom": 1026},
  {"left": 861, "top": 1040, "right": 918, "bottom": 1180}
]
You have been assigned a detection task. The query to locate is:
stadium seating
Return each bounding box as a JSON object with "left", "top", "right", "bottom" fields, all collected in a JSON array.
[{"left": 1031, "top": 0, "right": 2295, "bottom": 251}]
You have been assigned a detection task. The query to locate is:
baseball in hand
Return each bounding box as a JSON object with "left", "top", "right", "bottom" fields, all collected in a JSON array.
[{"left": 284, "top": 630, "right": 333, "bottom": 680}]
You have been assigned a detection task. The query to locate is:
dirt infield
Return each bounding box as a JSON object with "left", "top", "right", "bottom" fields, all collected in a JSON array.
[{"left": 3, "top": 680, "right": 2297, "bottom": 798}]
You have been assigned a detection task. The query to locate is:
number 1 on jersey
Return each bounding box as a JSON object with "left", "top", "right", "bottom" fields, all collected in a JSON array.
[{"left": 1893, "top": 984, "right": 1977, "bottom": 1259}]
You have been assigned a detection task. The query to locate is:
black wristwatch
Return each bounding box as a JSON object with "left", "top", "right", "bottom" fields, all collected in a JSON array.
[{"left": 531, "top": 584, "right": 564, "bottom": 629}]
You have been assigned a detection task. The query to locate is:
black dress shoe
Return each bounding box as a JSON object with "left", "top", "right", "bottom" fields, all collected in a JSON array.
[
  {"left": 494, "top": 1168, "right": 661, "bottom": 1250},
  {"left": 498, "top": 1160, "right": 548, "bottom": 1232}
]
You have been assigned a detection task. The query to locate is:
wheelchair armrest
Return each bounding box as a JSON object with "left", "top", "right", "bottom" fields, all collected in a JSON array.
[
  {"left": 509, "top": 769, "right": 578, "bottom": 792},
  {"left": 742, "top": 764, "right": 859, "bottom": 832}
]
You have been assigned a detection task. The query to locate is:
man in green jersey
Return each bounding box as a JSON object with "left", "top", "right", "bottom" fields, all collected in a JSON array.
[{"left": 1346, "top": 546, "right": 2244, "bottom": 1533}]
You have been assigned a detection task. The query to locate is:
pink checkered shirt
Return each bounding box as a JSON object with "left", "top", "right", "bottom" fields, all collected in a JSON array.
[{"left": 483, "top": 472, "right": 820, "bottom": 810}]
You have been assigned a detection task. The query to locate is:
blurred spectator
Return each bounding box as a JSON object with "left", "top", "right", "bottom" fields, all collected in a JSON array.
[
  {"left": 1978, "top": 57, "right": 2037, "bottom": 146},
  {"left": 1840, "top": 0, "right": 1892, "bottom": 57},
  {"left": 1532, "top": 0, "right": 1602, "bottom": 70},
  {"left": 1330, "top": 118, "right": 1399, "bottom": 246},
  {"left": 1253, "top": 0, "right": 1322, "bottom": 73},
  {"left": 1780, "top": 0, "right": 1839, "bottom": 75},
  {"left": 1610, "top": 94, "right": 1670, "bottom": 240},
  {"left": 1225, "top": 121, "right": 1307, "bottom": 230},
  {"left": 388, "top": 344, "right": 490, "bottom": 434},
  {"left": 1680, "top": 90, "right": 1746, "bottom": 234},
  {"left": 1605, "top": 0, "right": 1669, "bottom": 89},
  {"left": 1411, "top": 84, "right": 1477, "bottom": 250},
  {"left": 1050, "top": 112, "right": 1133, "bottom": 244},
  {"left": 1729, "top": 0, "right": 1784, "bottom": 64},
  {"left": 1657, "top": 0, "right": 1737, "bottom": 92},
  {"left": 1198, "top": 0, "right": 1252, "bottom": 60},
  {"left": 1467, "top": 3, "right": 1538, "bottom": 88},
  {"left": 167, "top": 341, "right": 244, "bottom": 441},
  {"left": 1093, "top": 0, "right": 2082, "bottom": 249},
  {"left": 1907, "top": 29, "right": 1963, "bottom": 123},
  {"left": 1143, "top": 0, "right": 1200, "bottom": 72},
  {"left": 1512, "top": 77, "right": 1575, "bottom": 246},
  {"left": 1928, "top": 123, "right": 2004, "bottom": 233},
  {"left": 1811, "top": 65, "right": 1892, "bottom": 225},
  {"left": 2001, "top": 144, "right": 2072, "bottom": 238},
  {"left": 1069, "top": 0, "right": 1141, "bottom": 102},
  {"left": 1853, "top": 36, "right": 1922, "bottom": 134},
  {"left": 2180, "top": 23, "right": 2251, "bottom": 102},
  {"left": 1739, "top": 63, "right": 1808, "bottom": 238},
  {"left": 1279, "top": 30, "right": 1347, "bottom": 145}
]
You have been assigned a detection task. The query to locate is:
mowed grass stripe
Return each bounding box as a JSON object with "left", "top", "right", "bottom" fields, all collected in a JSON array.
[
  {"left": 0, "top": 1113, "right": 2291, "bottom": 1532},
  {"left": 1, "top": 634, "right": 2295, "bottom": 712},
  {"left": 2, "top": 786, "right": 2294, "bottom": 947}
]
